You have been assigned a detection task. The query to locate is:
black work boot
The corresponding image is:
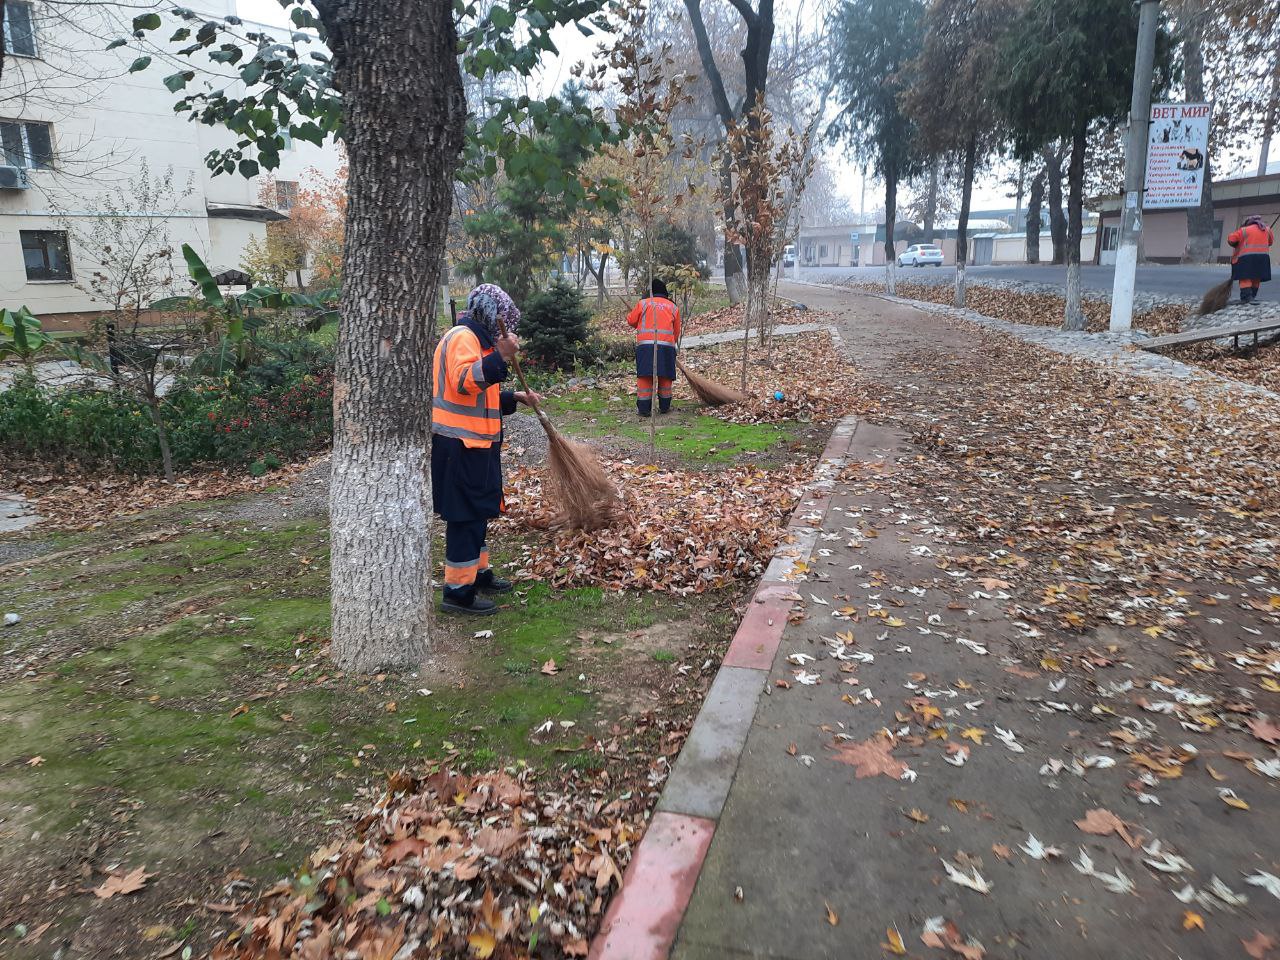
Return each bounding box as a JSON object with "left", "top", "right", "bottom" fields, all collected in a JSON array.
[
  {"left": 476, "top": 569, "right": 514, "bottom": 594},
  {"left": 658, "top": 399, "right": 673, "bottom": 415},
  {"left": 441, "top": 589, "right": 498, "bottom": 616},
  {"left": 637, "top": 400, "right": 652, "bottom": 418}
]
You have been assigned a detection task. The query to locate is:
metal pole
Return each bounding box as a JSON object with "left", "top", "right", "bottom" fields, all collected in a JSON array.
[{"left": 1109, "top": 0, "right": 1161, "bottom": 333}]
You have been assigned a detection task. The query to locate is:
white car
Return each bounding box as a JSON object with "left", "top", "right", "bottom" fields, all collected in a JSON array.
[{"left": 897, "top": 244, "right": 944, "bottom": 267}]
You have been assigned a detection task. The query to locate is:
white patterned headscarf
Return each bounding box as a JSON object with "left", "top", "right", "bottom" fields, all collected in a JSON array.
[{"left": 464, "top": 283, "right": 520, "bottom": 338}]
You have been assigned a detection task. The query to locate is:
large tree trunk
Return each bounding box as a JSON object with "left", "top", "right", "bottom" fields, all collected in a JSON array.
[
  {"left": 884, "top": 170, "right": 898, "bottom": 295},
  {"left": 318, "top": 0, "right": 466, "bottom": 672},
  {"left": 954, "top": 137, "right": 976, "bottom": 307},
  {"left": 720, "top": 151, "right": 747, "bottom": 303},
  {"left": 923, "top": 163, "right": 939, "bottom": 243},
  {"left": 1063, "top": 124, "right": 1087, "bottom": 331},
  {"left": 1182, "top": 18, "right": 1216, "bottom": 263},
  {"left": 1259, "top": 66, "right": 1279, "bottom": 177},
  {"left": 1026, "top": 168, "right": 1045, "bottom": 264},
  {"left": 1044, "top": 144, "right": 1067, "bottom": 265}
]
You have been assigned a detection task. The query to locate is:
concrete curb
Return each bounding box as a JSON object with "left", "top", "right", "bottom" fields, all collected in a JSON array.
[{"left": 588, "top": 412, "right": 860, "bottom": 960}]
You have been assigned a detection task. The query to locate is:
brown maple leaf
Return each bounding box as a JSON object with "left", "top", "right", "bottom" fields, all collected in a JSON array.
[
  {"left": 1242, "top": 931, "right": 1276, "bottom": 960},
  {"left": 1074, "top": 808, "right": 1139, "bottom": 848},
  {"left": 829, "top": 737, "right": 906, "bottom": 779},
  {"left": 1248, "top": 717, "right": 1280, "bottom": 746},
  {"left": 93, "top": 866, "right": 151, "bottom": 899}
]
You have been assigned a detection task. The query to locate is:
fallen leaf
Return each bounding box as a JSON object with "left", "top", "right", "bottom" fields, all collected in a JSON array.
[
  {"left": 1248, "top": 717, "right": 1280, "bottom": 745},
  {"left": 467, "top": 930, "right": 496, "bottom": 958},
  {"left": 93, "top": 866, "right": 151, "bottom": 899},
  {"left": 1183, "top": 910, "right": 1205, "bottom": 932},
  {"left": 830, "top": 737, "right": 906, "bottom": 779},
  {"left": 884, "top": 926, "right": 907, "bottom": 955},
  {"left": 1242, "top": 931, "right": 1276, "bottom": 959},
  {"left": 825, "top": 902, "right": 838, "bottom": 925},
  {"left": 906, "top": 808, "right": 930, "bottom": 824},
  {"left": 991, "top": 843, "right": 1012, "bottom": 862},
  {"left": 541, "top": 659, "right": 559, "bottom": 676},
  {"left": 960, "top": 727, "right": 986, "bottom": 745},
  {"left": 940, "top": 858, "right": 992, "bottom": 894},
  {"left": 1075, "top": 808, "right": 1138, "bottom": 847}
]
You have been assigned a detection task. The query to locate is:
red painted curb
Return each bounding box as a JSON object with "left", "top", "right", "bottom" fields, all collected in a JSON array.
[
  {"left": 722, "top": 584, "right": 796, "bottom": 671},
  {"left": 588, "top": 812, "right": 716, "bottom": 960},
  {"left": 588, "top": 415, "right": 860, "bottom": 958}
]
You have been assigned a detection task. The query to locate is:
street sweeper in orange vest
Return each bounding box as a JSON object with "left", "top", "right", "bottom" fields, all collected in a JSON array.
[
  {"left": 1228, "top": 215, "right": 1275, "bottom": 304},
  {"left": 431, "top": 283, "right": 540, "bottom": 616},
  {"left": 627, "top": 278, "right": 682, "bottom": 417}
]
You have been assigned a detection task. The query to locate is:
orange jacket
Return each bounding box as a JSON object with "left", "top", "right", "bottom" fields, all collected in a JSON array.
[
  {"left": 627, "top": 297, "right": 681, "bottom": 346},
  {"left": 1228, "top": 222, "right": 1274, "bottom": 263},
  {"left": 431, "top": 324, "right": 504, "bottom": 449}
]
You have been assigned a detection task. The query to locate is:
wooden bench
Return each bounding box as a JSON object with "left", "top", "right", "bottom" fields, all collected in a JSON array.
[{"left": 1139, "top": 319, "right": 1280, "bottom": 353}]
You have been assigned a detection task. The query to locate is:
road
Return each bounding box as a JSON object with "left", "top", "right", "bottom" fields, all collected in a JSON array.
[{"left": 787, "top": 262, "right": 1228, "bottom": 299}]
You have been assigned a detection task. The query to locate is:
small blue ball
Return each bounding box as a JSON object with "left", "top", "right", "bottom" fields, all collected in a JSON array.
[{"left": 773, "top": 390, "right": 785, "bottom": 401}]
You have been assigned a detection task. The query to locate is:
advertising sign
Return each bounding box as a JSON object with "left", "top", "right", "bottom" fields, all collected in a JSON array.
[{"left": 1144, "top": 103, "right": 1211, "bottom": 209}]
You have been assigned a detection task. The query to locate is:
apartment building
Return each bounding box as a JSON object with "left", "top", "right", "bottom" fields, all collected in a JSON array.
[{"left": 1, "top": 0, "right": 342, "bottom": 326}]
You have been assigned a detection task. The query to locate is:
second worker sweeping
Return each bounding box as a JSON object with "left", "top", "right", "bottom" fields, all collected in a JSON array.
[{"left": 627, "top": 278, "right": 682, "bottom": 417}]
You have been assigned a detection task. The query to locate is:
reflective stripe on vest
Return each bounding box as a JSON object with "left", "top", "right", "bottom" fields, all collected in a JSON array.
[
  {"left": 431, "top": 326, "right": 501, "bottom": 447},
  {"left": 635, "top": 299, "right": 678, "bottom": 344},
  {"left": 1236, "top": 224, "right": 1273, "bottom": 257}
]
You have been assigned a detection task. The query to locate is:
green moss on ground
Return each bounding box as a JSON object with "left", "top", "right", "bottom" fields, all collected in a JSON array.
[
  {"left": 543, "top": 386, "right": 803, "bottom": 464},
  {"left": 0, "top": 521, "right": 696, "bottom": 874}
]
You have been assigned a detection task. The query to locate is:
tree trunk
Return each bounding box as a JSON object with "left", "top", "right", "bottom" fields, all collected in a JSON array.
[
  {"left": 146, "top": 394, "right": 175, "bottom": 482},
  {"left": 884, "top": 170, "right": 898, "bottom": 295},
  {"left": 954, "top": 137, "right": 976, "bottom": 308},
  {"left": 923, "top": 163, "right": 939, "bottom": 242},
  {"left": 1026, "top": 168, "right": 1045, "bottom": 264},
  {"left": 1063, "top": 124, "right": 1087, "bottom": 332},
  {"left": 1259, "top": 66, "right": 1279, "bottom": 177},
  {"left": 318, "top": 0, "right": 466, "bottom": 672},
  {"left": 720, "top": 151, "right": 747, "bottom": 304},
  {"left": 594, "top": 252, "right": 609, "bottom": 308},
  {"left": 1044, "top": 145, "right": 1067, "bottom": 265},
  {"left": 1182, "top": 20, "right": 1216, "bottom": 263}
]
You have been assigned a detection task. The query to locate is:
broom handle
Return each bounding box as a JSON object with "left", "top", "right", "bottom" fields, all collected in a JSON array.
[{"left": 496, "top": 315, "right": 555, "bottom": 432}]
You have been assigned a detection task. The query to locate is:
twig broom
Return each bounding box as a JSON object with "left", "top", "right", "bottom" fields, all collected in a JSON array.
[
  {"left": 677, "top": 358, "right": 746, "bottom": 406},
  {"left": 498, "top": 315, "right": 619, "bottom": 530}
]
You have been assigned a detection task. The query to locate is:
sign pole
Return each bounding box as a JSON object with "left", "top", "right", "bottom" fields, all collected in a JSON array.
[{"left": 1109, "top": 0, "right": 1161, "bottom": 333}]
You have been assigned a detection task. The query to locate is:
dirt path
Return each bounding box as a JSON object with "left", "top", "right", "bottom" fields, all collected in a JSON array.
[{"left": 671, "top": 288, "right": 1280, "bottom": 959}]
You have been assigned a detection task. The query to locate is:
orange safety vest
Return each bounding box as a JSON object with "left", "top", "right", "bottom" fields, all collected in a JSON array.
[
  {"left": 1228, "top": 222, "right": 1274, "bottom": 262},
  {"left": 627, "top": 297, "right": 681, "bottom": 346},
  {"left": 431, "top": 325, "right": 502, "bottom": 449}
]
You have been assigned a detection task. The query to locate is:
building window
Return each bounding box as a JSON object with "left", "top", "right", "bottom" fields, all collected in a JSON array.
[
  {"left": 275, "top": 180, "right": 298, "bottom": 210},
  {"left": 1213, "top": 220, "right": 1224, "bottom": 249},
  {"left": 2, "top": 1, "right": 38, "bottom": 57},
  {"left": 818, "top": 243, "right": 828, "bottom": 259},
  {"left": 1, "top": 119, "right": 53, "bottom": 169},
  {"left": 1101, "top": 225, "right": 1119, "bottom": 253},
  {"left": 21, "top": 230, "right": 73, "bottom": 281}
]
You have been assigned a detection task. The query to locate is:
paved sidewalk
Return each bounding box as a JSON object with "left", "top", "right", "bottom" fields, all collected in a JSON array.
[
  {"left": 596, "top": 288, "right": 1280, "bottom": 960},
  {"left": 681, "top": 321, "right": 829, "bottom": 349}
]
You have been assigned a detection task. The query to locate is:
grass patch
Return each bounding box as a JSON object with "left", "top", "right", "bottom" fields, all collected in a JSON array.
[
  {"left": 542, "top": 386, "right": 800, "bottom": 464},
  {"left": 0, "top": 520, "right": 699, "bottom": 875}
]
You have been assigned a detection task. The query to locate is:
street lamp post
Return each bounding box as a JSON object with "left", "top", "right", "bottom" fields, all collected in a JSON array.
[{"left": 1109, "top": 0, "right": 1161, "bottom": 333}]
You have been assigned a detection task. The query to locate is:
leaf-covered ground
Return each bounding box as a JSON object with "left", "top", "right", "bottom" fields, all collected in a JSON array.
[
  {"left": 669, "top": 282, "right": 1279, "bottom": 959},
  {"left": 842, "top": 278, "right": 1189, "bottom": 335},
  {"left": 0, "top": 309, "right": 856, "bottom": 958}
]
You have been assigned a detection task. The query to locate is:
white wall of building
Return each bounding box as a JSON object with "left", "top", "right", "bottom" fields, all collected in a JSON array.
[{"left": 1, "top": 0, "right": 342, "bottom": 320}]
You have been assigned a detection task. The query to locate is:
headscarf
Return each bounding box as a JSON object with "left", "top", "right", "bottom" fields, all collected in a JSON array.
[
  {"left": 464, "top": 283, "right": 520, "bottom": 339},
  {"left": 1243, "top": 215, "right": 1267, "bottom": 229},
  {"left": 650, "top": 278, "right": 670, "bottom": 299}
]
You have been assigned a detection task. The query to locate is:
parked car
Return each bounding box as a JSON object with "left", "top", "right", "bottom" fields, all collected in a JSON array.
[
  {"left": 781, "top": 244, "right": 796, "bottom": 268},
  {"left": 897, "top": 244, "right": 944, "bottom": 267}
]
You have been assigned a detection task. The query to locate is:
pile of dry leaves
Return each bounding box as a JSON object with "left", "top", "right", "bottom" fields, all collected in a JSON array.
[
  {"left": 869, "top": 328, "right": 1280, "bottom": 635},
  {"left": 679, "top": 330, "right": 879, "bottom": 425},
  {"left": 844, "top": 280, "right": 1188, "bottom": 336},
  {"left": 501, "top": 458, "right": 811, "bottom": 593},
  {"left": 210, "top": 765, "right": 649, "bottom": 959},
  {"left": 1182, "top": 341, "right": 1280, "bottom": 393},
  {"left": 1, "top": 461, "right": 315, "bottom": 531}
]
